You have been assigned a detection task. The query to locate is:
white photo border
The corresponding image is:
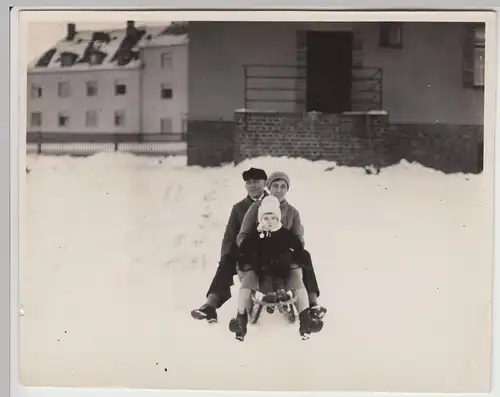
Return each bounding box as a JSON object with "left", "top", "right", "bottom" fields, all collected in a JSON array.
[{"left": 7, "top": 5, "right": 500, "bottom": 397}]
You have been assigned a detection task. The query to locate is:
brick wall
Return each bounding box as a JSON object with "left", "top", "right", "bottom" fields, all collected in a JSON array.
[
  {"left": 386, "top": 124, "right": 483, "bottom": 174},
  {"left": 186, "top": 120, "right": 235, "bottom": 167},
  {"left": 186, "top": 112, "right": 483, "bottom": 175},
  {"left": 234, "top": 110, "right": 391, "bottom": 168}
]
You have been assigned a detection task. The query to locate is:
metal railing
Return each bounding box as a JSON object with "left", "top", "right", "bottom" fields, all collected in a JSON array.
[
  {"left": 351, "top": 66, "right": 383, "bottom": 111},
  {"left": 242, "top": 64, "right": 383, "bottom": 114},
  {"left": 26, "top": 132, "right": 187, "bottom": 156}
]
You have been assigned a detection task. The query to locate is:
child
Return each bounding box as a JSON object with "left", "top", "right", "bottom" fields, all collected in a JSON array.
[{"left": 229, "top": 196, "right": 323, "bottom": 340}]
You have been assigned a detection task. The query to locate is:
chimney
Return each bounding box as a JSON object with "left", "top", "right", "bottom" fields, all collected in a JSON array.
[
  {"left": 126, "top": 20, "right": 136, "bottom": 36},
  {"left": 66, "top": 23, "right": 76, "bottom": 41}
]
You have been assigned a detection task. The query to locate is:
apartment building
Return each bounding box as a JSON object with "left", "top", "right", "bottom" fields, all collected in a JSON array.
[{"left": 27, "top": 21, "right": 188, "bottom": 135}]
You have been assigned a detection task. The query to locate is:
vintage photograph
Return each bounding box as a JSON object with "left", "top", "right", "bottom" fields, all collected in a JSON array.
[{"left": 19, "top": 11, "right": 494, "bottom": 393}]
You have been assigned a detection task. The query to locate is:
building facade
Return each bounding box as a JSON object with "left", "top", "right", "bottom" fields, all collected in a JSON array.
[
  {"left": 140, "top": 35, "right": 189, "bottom": 134},
  {"left": 186, "top": 21, "right": 485, "bottom": 173},
  {"left": 26, "top": 21, "right": 188, "bottom": 136}
]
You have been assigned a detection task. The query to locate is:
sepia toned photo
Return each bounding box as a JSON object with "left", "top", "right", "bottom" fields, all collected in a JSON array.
[{"left": 18, "top": 10, "right": 495, "bottom": 393}]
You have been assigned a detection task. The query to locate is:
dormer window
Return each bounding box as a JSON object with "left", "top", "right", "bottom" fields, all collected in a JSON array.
[
  {"left": 117, "top": 52, "right": 131, "bottom": 66},
  {"left": 89, "top": 51, "right": 105, "bottom": 66},
  {"left": 60, "top": 53, "right": 76, "bottom": 67}
]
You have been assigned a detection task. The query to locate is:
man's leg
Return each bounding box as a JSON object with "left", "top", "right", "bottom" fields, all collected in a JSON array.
[
  {"left": 300, "top": 250, "right": 327, "bottom": 319},
  {"left": 191, "top": 258, "right": 236, "bottom": 322}
]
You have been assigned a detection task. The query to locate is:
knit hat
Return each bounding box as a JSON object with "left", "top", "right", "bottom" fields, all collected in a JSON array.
[
  {"left": 258, "top": 195, "right": 281, "bottom": 222},
  {"left": 242, "top": 167, "right": 267, "bottom": 181},
  {"left": 257, "top": 196, "right": 282, "bottom": 234},
  {"left": 266, "top": 171, "right": 290, "bottom": 189}
]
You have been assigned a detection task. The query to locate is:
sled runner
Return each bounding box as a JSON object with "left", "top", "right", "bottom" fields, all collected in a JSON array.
[{"left": 248, "top": 290, "right": 297, "bottom": 325}]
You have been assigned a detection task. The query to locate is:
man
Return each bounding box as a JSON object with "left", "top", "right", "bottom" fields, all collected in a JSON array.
[{"left": 191, "top": 167, "right": 268, "bottom": 323}]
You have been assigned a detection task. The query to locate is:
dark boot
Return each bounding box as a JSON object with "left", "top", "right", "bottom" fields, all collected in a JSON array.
[
  {"left": 229, "top": 311, "right": 248, "bottom": 341},
  {"left": 276, "top": 289, "right": 292, "bottom": 302},
  {"left": 262, "top": 292, "right": 278, "bottom": 304},
  {"left": 191, "top": 304, "right": 218, "bottom": 323},
  {"left": 299, "top": 308, "right": 323, "bottom": 339},
  {"left": 310, "top": 305, "right": 327, "bottom": 320}
]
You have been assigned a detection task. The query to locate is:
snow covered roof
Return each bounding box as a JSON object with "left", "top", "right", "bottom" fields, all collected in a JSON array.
[{"left": 28, "top": 22, "right": 188, "bottom": 72}]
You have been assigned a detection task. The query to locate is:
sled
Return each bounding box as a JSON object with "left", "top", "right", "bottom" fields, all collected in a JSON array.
[{"left": 248, "top": 291, "right": 297, "bottom": 325}]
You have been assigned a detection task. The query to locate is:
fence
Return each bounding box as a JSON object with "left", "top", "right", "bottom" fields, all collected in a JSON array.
[{"left": 26, "top": 132, "right": 187, "bottom": 157}]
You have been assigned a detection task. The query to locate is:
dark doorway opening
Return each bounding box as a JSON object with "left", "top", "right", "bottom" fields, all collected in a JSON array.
[{"left": 306, "top": 31, "right": 353, "bottom": 113}]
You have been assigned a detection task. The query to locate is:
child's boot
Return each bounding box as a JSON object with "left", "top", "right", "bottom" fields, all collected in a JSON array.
[
  {"left": 276, "top": 289, "right": 289, "bottom": 302},
  {"left": 229, "top": 311, "right": 248, "bottom": 341},
  {"left": 262, "top": 292, "right": 278, "bottom": 304}
]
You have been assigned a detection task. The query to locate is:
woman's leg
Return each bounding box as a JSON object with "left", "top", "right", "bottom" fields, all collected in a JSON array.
[
  {"left": 286, "top": 267, "right": 323, "bottom": 336},
  {"left": 236, "top": 269, "right": 259, "bottom": 314},
  {"left": 286, "top": 267, "right": 309, "bottom": 314}
]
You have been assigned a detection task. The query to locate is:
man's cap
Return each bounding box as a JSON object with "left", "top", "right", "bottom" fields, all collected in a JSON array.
[{"left": 242, "top": 167, "right": 268, "bottom": 181}]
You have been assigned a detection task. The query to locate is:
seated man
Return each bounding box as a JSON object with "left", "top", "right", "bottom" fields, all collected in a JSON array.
[
  {"left": 229, "top": 196, "right": 323, "bottom": 341},
  {"left": 191, "top": 167, "right": 268, "bottom": 323}
]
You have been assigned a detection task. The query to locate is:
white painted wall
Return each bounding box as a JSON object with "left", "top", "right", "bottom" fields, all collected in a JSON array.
[
  {"left": 188, "top": 22, "right": 484, "bottom": 125},
  {"left": 140, "top": 44, "right": 188, "bottom": 134},
  {"left": 26, "top": 42, "right": 188, "bottom": 136},
  {"left": 27, "top": 69, "right": 141, "bottom": 133}
]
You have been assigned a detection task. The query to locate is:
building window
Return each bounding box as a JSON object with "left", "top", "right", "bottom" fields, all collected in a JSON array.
[
  {"left": 161, "top": 83, "right": 173, "bottom": 99},
  {"left": 114, "top": 110, "right": 125, "bottom": 126},
  {"left": 464, "top": 24, "right": 485, "bottom": 88},
  {"left": 379, "top": 22, "right": 403, "bottom": 48},
  {"left": 30, "top": 85, "right": 42, "bottom": 98},
  {"left": 60, "top": 53, "right": 76, "bottom": 67},
  {"left": 30, "top": 112, "right": 42, "bottom": 127},
  {"left": 85, "top": 110, "right": 98, "bottom": 127},
  {"left": 58, "top": 112, "right": 69, "bottom": 127},
  {"left": 58, "top": 81, "right": 71, "bottom": 97},
  {"left": 115, "top": 81, "right": 127, "bottom": 96},
  {"left": 86, "top": 81, "right": 98, "bottom": 96},
  {"left": 160, "top": 118, "right": 173, "bottom": 133},
  {"left": 473, "top": 26, "right": 485, "bottom": 87},
  {"left": 90, "top": 52, "right": 105, "bottom": 65},
  {"left": 161, "top": 52, "right": 173, "bottom": 69}
]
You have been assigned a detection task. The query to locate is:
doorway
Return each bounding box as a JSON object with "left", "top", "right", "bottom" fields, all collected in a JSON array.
[{"left": 306, "top": 31, "right": 353, "bottom": 113}]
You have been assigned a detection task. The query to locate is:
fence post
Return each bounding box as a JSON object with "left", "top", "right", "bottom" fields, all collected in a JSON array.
[
  {"left": 114, "top": 134, "right": 119, "bottom": 152},
  {"left": 37, "top": 131, "right": 42, "bottom": 155}
]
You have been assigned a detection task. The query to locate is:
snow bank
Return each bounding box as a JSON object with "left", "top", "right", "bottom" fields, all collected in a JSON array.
[{"left": 20, "top": 153, "right": 492, "bottom": 392}]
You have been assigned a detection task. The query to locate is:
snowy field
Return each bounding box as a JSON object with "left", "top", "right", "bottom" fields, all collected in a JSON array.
[{"left": 19, "top": 153, "right": 493, "bottom": 392}]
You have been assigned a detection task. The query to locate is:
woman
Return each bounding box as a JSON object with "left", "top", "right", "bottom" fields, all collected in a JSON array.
[{"left": 236, "top": 171, "right": 327, "bottom": 320}]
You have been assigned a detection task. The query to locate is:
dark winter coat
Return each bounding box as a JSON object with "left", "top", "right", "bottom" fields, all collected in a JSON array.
[
  {"left": 238, "top": 226, "right": 305, "bottom": 281},
  {"left": 219, "top": 192, "right": 269, "bottom": 265}
]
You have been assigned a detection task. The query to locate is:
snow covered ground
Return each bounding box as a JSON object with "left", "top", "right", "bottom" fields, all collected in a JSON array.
[{"left": 19, "top": 153, "right": 493, "bottom": 392}]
